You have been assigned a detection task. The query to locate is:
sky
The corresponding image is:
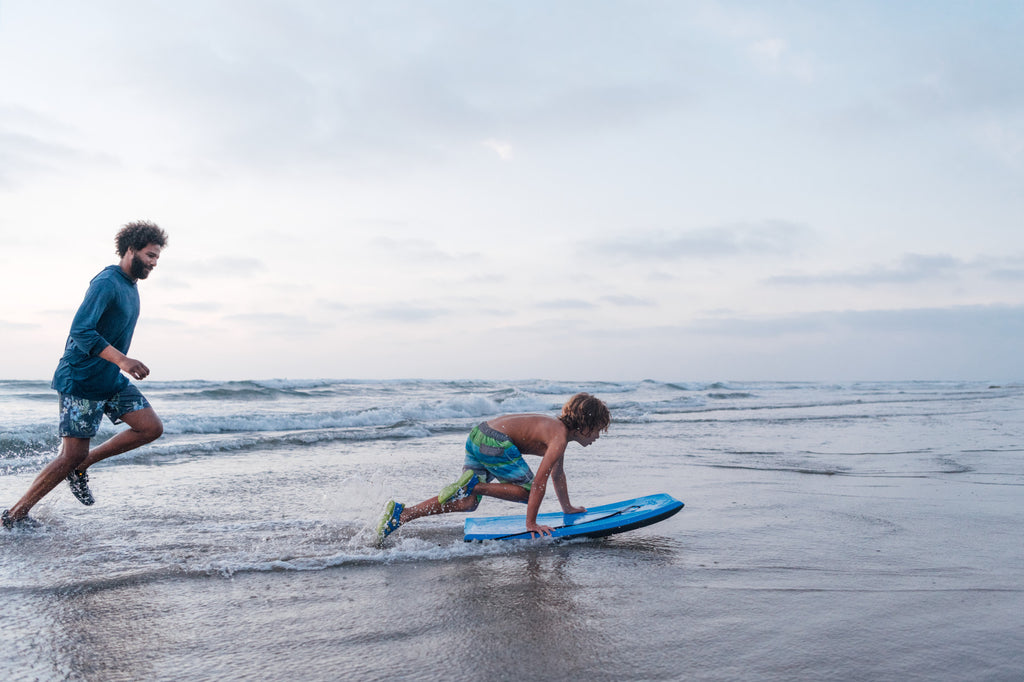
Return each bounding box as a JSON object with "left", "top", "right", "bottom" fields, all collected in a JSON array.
[{"left": 1, "top": 1, "right": 1023, "bottom": 383}]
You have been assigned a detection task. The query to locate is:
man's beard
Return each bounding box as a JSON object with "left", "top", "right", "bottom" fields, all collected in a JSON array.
[{"left": 130, "top": 255, "right": 152, "bottom": 280}]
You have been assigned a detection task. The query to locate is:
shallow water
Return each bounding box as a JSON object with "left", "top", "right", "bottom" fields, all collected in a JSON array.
[{"left": 2, "top": 379, "right": 1023, "bottom": 680}]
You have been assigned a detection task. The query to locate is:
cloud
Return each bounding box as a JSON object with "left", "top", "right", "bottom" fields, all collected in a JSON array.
[
  {"left": 537, "top": 299, "right": 596, "bottom": 311},
  {"left": 689, "top": 303, "right": 1024, "bottom": 339},
  {"left": 172, "top": 258, "right": 268, "bottom": 277},
  {"left": 768, "top": 253, "right": 1024, "bottom": 288},
  {"left": 2, "top": 2, "right": 1023, "bottom": 383},
  {"left": 593, "top": 220, "right": 812, "bottom": 261},
  {"left": 478, "top": 302, "right": 1024, "bottom": 381},
  {"left": 53, "top": 2, "right": 699, "bottom": 175},
  {"left": 168, "top": 302, "right": 224, "bottom": 313},
  {"left": 317, "top": 299, "right": 351, "bottom": 312},
  {"left": 367, "top": 237, "right": 465, "bottom": 263},
  {"left": 363, "top": 304, "right": 451, "bottom": 322},
  {"left": 482, "top": 139, "right": 513, "bottom": 160},
  {"left": 0, "top": 319, "right": 39, "bottom": 330},
  {"left": 601, "top": 295, "right": 656, "bottom": 308},
  {"left": 0, "top": 127, "right": 113, "bottom": 188},
  {"left": 990, "top": 267, "right": 1024, "bottom": 281},
  {"left": 223, "top": 312, "right": 329, "bottom": 334},
  {"left": 747, "top": 38, "right": 816, "bottom": 82},
  {"left": 975, "top": 116, "right": 1024, "bottom": 166},
  {"left": 749, "top": 38, "right": 787, "bottom": 66},
  {"left": 768, "top": 253, "right": 962, "bottom": 286},
  {"left": 144, "top": 317, "right": 188, "bottom": 328}
]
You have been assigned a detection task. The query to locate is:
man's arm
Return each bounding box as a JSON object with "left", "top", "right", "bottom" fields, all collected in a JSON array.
[
  {"left": 98, "top": 345, "right": 150, "bottom": 380},
  {"left": 71, "top": 275, "right": 150, "bottom": 380},
  {"left": 68, "top": 282, "right": 116, "bottom": 357}
]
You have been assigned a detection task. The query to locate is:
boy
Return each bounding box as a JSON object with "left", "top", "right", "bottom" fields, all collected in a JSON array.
[
  {"left": 376, "top": 392, "right": 610, "bottom": 542},
  {"left": 3, "top": 221, "right": 167, "bottom": 529}
]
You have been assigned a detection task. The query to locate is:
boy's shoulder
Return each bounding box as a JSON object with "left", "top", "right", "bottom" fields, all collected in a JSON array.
[
  {"left": 492, "top": 412, "right": 562, "bottom": 428},
  {"left": 490, "top": 413, "right": 567, "bottom": 446}
]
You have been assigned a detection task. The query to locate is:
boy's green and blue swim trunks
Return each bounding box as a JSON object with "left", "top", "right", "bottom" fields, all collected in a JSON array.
[{"left": 463, "top": 422, "right": 534, "bottom": 489}]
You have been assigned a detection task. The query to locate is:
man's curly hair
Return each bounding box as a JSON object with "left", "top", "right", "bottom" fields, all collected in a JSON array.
[
  {"left": 558, "top": 393, "right": 611, "bottom": 434},
  {"left": 115, "top": 220, "right": 168, "bottom": 257}
]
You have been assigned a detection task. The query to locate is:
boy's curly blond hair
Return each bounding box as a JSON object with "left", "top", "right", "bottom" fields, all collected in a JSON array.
[{"left": 558, "top": 393, "right": 610, "bottom": 434}]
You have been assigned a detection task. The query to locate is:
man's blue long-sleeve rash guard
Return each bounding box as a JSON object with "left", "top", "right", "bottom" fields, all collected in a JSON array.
[{"left": 51, "top": 265, "right": 140, "bottom": 400}]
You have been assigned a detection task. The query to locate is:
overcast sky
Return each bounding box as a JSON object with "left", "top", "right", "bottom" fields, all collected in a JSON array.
[{"left": 2, "top": 1, "right": 1022, "bottom": 382}]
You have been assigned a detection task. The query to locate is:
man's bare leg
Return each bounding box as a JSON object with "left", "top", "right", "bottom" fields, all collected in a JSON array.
[
  {"left": 6, "top": 437, "right": 90, "bottom": 521},
  {"left": 76, "top": 407, "right": 163, "bottom": 470},
  {"left": 5, "top": 408, "right": 162, "bottom": 521}
]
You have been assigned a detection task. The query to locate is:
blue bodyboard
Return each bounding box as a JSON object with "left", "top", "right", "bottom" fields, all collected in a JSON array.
[{"left": 463, "top": 493, "right": 683, "bottom": 541}]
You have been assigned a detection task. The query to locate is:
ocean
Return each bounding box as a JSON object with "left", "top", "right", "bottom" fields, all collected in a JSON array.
[{"left": 2, "top": 379, "right": 1022, "bottom": 681}]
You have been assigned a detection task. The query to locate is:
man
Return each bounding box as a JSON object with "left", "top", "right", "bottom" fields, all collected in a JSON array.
[{"left": 2, "top": 221, "right": 168, "bottom": 529}]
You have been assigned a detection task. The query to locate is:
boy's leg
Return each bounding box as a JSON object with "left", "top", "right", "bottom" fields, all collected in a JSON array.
[
  {"left": 76, "top": 407, "right": 163, "bottom": 470},
  {"left": 473, "top": 481, "right": 531, "bottom": 503},
  {"left": 5, "top": 437, "right": 90, "bottom": 520},
  {"left": 399, "top": 480, "right": 529, "bottom": 523},
  {"left": 438, "top": 470, "right": 478, "bottom": 504},
  {"left": 399, "top": 493, "right": 478, "bottom": 524}
]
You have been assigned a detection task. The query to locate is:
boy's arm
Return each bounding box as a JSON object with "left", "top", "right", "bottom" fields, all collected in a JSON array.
[
  {"left": 525, "top": 440, "right": 570, "bottom": 537},
  {"left": 551, "top": 457, "right": 586, "bottom": 515}
]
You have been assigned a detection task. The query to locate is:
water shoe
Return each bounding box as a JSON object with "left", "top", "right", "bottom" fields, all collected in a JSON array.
[
  {"left": 67, "top": 469, "right": 95, "bottom": 506},
  {"left": 438, "top": 470, "right": 478, "bottom": 505},
  {"left": 2, "top": 509, "right": 42, "bottom": 531},
  {"left": 376, "top": 500, "right": 404, "bottom": 543}
]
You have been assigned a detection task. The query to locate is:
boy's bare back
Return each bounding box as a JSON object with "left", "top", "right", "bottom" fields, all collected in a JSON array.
[{"left": 485, "top": 414, "right": 568, "bottom": 457}]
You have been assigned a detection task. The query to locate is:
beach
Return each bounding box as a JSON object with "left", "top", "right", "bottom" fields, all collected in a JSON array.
[{"left": 2, "top": 379, "right": 1022, "bottom": 680}]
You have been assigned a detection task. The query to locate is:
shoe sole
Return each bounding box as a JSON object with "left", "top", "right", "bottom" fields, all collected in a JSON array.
[
  {"left": 68, "top": 472, "right": 95, "bottom": 506},
  {"left": 2, "top": 510, "right": 42, "bottom": 530},
  {"left": 438, "top": 470, "right": 476, "bottom": 504},
  {"left": 376, "top": 501, "right": 403, "bottom": 544}
]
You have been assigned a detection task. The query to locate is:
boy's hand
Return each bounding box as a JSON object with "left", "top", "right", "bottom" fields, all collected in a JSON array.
[{"left": 526, "top": 521, "right": 554, "bottom": 538}]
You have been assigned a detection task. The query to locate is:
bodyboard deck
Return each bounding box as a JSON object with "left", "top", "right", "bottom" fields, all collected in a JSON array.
[{"left": 463, "top": 493, "right": 683, "bottom": 541}]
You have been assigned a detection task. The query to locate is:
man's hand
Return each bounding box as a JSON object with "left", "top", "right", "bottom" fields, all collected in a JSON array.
[
  {"left": 118, "top": 357, "right": 151, "bottom": 380},
  {"left": 99, "top": 345, "right": 151, "bottom": 380}
]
